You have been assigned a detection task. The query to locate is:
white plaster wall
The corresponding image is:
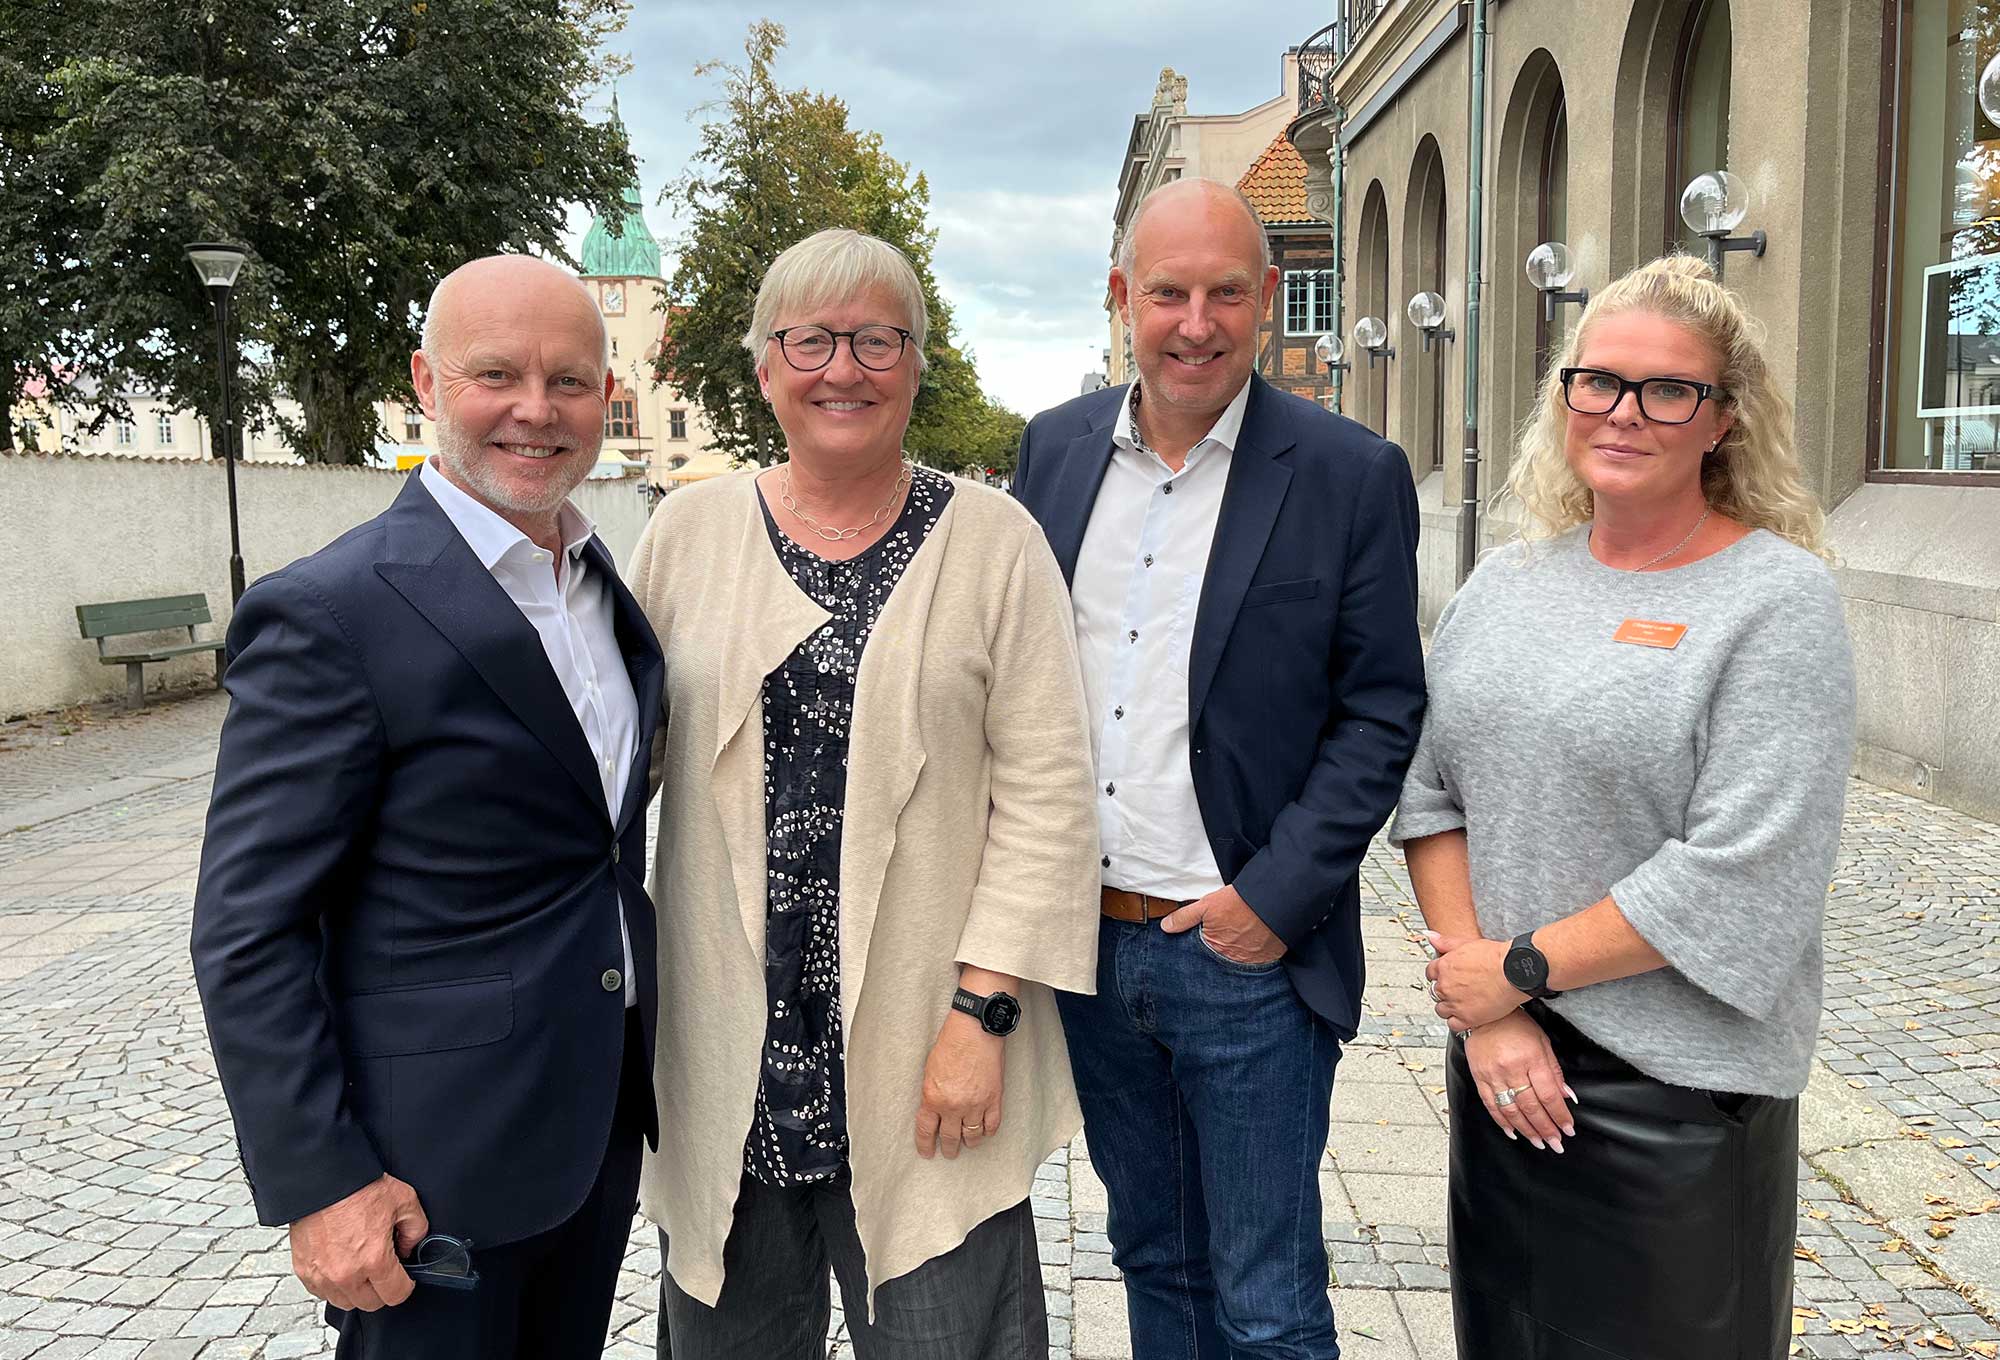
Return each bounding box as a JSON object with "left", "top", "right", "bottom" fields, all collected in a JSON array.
[{"left": 0, "top": 454, "right": 652, "bottom": 718}]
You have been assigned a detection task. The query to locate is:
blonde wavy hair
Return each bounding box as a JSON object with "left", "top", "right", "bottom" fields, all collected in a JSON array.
[{"left": 1501, "top": 253, "right": 1829, "bottom": 558}]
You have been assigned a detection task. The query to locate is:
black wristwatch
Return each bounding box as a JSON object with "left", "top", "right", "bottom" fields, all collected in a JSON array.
[
  {"left": 952, "top": 987, "right": 1022, "bottom": 1037},
  {"left": 1502, "top": 932, "right": 1562, "bottom": 1001}
]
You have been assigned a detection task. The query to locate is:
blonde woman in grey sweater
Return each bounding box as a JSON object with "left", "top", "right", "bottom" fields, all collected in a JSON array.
[{"left": 1391, "top": 255, "right": 1855, "bottom": 1359}]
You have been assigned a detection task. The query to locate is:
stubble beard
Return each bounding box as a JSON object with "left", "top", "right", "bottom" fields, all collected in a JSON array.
[{"left": 432, "top": 408, "right": 598, "bottom": 519}]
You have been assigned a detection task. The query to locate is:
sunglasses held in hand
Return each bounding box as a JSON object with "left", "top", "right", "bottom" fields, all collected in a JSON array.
[{"left": 404, "top": 1232, "right": 480, "bottom": 1291}]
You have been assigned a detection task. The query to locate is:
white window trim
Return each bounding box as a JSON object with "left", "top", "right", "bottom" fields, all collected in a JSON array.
[{"left": 1283, "top": 270, "right": 1335, "bottom": 338}]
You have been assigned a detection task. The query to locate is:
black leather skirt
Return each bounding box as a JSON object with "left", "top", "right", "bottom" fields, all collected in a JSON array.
[{"left": 1446, "top": 1002, "right": 1799, "bottom": 1360}]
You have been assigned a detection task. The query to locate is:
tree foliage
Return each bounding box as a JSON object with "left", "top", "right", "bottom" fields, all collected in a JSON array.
[
  {"left": 658, "top": 21, "right": 1019, "bottom": 471},
  {"left": 1, "top": 0, "right": 634, "bottom": 460}
]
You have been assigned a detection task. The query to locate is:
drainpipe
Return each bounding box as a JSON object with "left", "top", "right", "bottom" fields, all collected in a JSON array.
[
  {"left": 1331, "top": 104, "right": 1347, "bottom": 416},
  {"left": 1458, "top": 0, "right": 1490, "bottom": 586}
]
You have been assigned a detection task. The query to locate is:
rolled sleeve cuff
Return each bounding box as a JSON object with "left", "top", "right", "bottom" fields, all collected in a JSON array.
[
  {"left": 1608, "top": 867, "right": 1784, "bottom": 1022},
  {"left": 1387, "top": 803, "right": 1466, "bottom": 847}
]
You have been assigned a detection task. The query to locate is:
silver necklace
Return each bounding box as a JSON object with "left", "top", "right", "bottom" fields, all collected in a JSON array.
[
  {"left": 1630, "top": 506, "right": 1711, "bottom": 572},
  {"left": 779, "top": 459, "right": 912, "bottom": 542}
]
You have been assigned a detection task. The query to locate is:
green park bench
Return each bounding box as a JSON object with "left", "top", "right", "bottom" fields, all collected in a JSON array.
[{"left": 74, "top": 594, "right": 227, "bottom": 712}]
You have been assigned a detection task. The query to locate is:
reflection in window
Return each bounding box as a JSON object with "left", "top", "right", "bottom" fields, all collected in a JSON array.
[
  {"left": 1883, "top": 0, "right": 2000, "bottom": 473},
  {"left": 1671, "top": 0, "right": 1732, "bottom": 256}
]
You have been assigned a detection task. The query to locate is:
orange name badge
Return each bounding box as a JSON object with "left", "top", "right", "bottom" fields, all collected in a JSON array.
[{"left": 1613, "top": 618, "right": 1689, "bottom": 650}]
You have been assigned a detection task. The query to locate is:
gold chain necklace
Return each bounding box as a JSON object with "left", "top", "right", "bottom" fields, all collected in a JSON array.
[
  {"left": 779, "top": 459, "right": 912, "bottom": 542},
  {"left": 1635, "top": 506, "right": 1710, "bottom": 571}
]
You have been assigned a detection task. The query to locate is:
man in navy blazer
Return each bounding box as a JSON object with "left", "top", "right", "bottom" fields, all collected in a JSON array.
[
  {"left": 192, "top": 256, "right": 662, "bottom": 1359},
  {"left": 1014, "top": 179, "right": 1425, "bottom": 1357}
]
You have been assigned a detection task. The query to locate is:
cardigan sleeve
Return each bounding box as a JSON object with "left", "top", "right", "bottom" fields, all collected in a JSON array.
[{"left": 953, "top": 530, "right": 1101, "bottom": 994}]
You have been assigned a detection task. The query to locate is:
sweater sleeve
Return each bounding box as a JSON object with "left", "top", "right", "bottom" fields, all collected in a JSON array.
[{"left": 1608, "top": 567, "right": 1856, "bottom": 1020}]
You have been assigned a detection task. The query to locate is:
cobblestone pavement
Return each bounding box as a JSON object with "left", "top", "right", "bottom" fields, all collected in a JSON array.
[{"left": 0, "top": 702, "right": 1996, "bottom": 1358}]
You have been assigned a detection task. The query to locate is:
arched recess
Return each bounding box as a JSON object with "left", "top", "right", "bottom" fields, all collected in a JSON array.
[
  {"left": 1493, "top": 49, "right": 1570, "bottom": 489},
  {"left": 1399, "top": 136, "right": 1450, "bottom": 476},
  {"left": 1609, "top": 0, "right": 1732, "bottom": 273},
  {"left": 1356, "top": 180, "right": 1392, "bottom": 437}
]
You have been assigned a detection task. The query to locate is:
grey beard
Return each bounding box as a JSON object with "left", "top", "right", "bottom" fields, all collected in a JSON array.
[{"left": 432, "top": 414, "right": 596, "bottom": 517}]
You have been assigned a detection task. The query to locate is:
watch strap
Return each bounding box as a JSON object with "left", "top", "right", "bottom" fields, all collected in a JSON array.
[{"left": 951, "top": 987, "right": 985, "bottom": 1020}]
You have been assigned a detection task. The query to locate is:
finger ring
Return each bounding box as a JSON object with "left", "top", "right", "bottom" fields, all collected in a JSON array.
[
  {"left": 1427, "top": 982, "right": 1440, "bottom": 1001},
  {"left": 1494, "top": 1087, "right": 1519, "bottom": 1107},
  {"left": 963, "top": 1123, "right": 983, "bottom": 1134}
]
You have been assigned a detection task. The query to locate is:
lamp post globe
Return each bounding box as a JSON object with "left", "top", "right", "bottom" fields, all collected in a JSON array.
[
  {"left": 1525, "top": 241, "right": 1575, "bottom": 291},
  {"left": 185, "top": 242, "right": 251, "bottom": 605},
  {"left": 1983, "top": 50, "right": 2000, "bottom": 128},
  {"left": 1678, "top": 170, "right": 1750, "bottom": 237},
  {"left": 1354, "top": 315, "right": 1387, "bottom": 352},
  {"left": 1314, "top": 332, "right": 1343, "bottom": 366}
]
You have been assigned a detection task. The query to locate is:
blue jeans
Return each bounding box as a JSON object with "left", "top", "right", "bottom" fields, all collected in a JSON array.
[{"left": 1057, "top": 918, "right": 1342, "bottom": 1360}]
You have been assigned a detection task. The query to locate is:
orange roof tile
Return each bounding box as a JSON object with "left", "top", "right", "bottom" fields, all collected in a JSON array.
[{"left": 1236, "top": 131, "right": 1312, "bottom": 225}]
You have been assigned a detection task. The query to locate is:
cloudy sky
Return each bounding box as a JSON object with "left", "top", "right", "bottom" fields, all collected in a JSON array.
[{"left": 576, "top": 2, "right": 1316, "bottom": 416}]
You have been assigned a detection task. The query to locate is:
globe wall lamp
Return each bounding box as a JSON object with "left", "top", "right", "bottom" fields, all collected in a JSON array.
[
  {"left": 1679, "top": 171, "right": 1765, "bottom": 279},
  {"left": 1314, "top": 332, "right": 1350, "bottom": 377},
  {"left": 1406, "top": 291, "right": 1455, "bottom": 351},
  {"left": 1526, "top": 241, "right": 1588, "bottom": 321},
  {"left": 185, "top": 242, "right": 250, "bottom": 605},
  {"left": 1982, "top": 50, "right": 2000, "bottom": 126},
  {"left": 1354, "top": 315, "right": 1395, "bottom": 367}
]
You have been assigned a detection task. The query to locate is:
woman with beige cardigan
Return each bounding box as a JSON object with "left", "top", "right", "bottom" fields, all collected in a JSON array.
[{"left": 626, "top": 228, "right": 1100, "bottom": 1360}]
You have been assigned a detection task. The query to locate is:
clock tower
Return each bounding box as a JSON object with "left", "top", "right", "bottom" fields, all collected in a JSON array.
[{"left": 578, "top": 91, "right": 715, "bottom": 495}]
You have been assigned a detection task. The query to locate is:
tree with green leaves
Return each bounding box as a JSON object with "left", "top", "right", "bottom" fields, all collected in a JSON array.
[
  {"left": 1, "top": 0, "right": 635, "bottom": 461},
  {"left": 658, "top": 20, "right": 1014, "bottom": 471}
]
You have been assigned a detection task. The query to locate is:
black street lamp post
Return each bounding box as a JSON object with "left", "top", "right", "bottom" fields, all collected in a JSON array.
[{"left": 186, "top": 244, "right": 249, "bottom": 604}]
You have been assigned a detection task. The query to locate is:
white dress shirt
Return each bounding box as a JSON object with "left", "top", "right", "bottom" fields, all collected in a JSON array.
[
  {"left": 1072, "top": 379, "right": 1250, "bottom": 901},
  {"left": 419, "top": 459, "right": 639, "bottom": 1005}
]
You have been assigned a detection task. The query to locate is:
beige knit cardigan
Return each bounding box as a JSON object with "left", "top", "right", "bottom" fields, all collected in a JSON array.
[{"left": 625, "top": 471, "right": 1100, "bottom": 1309}]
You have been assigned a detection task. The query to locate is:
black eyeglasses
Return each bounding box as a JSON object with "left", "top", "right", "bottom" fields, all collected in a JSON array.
[
  {"left": 1559, "top": 367, "right": 1728, "bottom": 426},
  {"left": 769, "top": 325, "right": 912, "bottom": 373},
  {"left": 403, "top": 1233, "right": 479, "bottom": 1291}
]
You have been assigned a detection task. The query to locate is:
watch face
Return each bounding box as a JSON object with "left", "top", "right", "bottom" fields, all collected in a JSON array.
[
  {"left": 984, "top": 993, "right": 1022, "bottom": 1035},
  {"left": 1503, "top": 947, "right": 1542, "bottom": 992}
]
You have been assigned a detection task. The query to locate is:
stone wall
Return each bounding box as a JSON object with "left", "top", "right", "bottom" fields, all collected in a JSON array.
[{"left": 0, "top": 453, "right": 653, "bottom": 718}]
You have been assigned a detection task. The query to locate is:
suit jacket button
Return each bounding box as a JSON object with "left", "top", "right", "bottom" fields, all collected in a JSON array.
[
  {"left": 611, "top": 843, "right": 621, "bottom": 864},
  {"left": 601, "top": 969, "right": 623, "bottom": 993}
]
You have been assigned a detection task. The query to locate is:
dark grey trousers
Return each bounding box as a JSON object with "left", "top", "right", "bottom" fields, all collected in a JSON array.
[{"left": 658, "top": 1169, "right": 1048, "bottom": 1360}]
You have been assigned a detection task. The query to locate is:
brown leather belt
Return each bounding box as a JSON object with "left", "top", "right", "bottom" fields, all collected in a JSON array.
[{"left": 1101, "top": 887, "right": 1191, "bottom": 924}]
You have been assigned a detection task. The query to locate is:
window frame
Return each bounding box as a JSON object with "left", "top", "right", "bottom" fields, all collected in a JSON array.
[
  {"left": 154, "top": 413, "right": 175, "bottom": 447},
  {"left": 1282, "top": 269, "right": 1335, "bottom": 338},
  {"left": 669, "top": 408, "right": 688, "bottom": 441},
  {"left": 1868, "top": 0, "right": 2000, "bottom": 485}
]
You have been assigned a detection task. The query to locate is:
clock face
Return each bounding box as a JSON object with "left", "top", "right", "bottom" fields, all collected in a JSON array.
[{"left": 603, "top": 284, "right": 625, "bottom": 315}]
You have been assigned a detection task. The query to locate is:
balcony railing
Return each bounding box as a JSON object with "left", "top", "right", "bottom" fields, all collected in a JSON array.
[{"left": 1295, "top": 0, "right": 1393, "bottom": 117}]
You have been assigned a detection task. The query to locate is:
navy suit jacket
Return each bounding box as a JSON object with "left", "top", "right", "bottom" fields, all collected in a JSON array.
[
  {"left": 191, "top": 473, "right": 664, "bottom": 1248},
  {"left": 1014, "top": 375, "right": 1426, "bottom": 1038}
]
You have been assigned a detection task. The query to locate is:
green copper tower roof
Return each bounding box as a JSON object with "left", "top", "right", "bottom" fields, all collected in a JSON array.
[{"left": 580, "top": 92, "right": 662, "bottom": 279}]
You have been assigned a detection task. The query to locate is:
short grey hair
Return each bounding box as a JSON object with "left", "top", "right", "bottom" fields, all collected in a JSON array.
[
  {"left": 742, "top": 229, "right": 930, "bottom": 372},
  {"left": 1115, "top": 177, "right": 1272, "bottom": 279}
]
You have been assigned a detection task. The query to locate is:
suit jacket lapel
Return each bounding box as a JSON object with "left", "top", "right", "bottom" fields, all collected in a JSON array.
[
  {"left": 586, "top": 535, "right": 665, "bottom": 837},
  {"left": 1189, "top": 378, "right": 1294, "bottom": 728},
  {"left": 1043, "top": 420, "right": 1118, "bottom": 585},
  {"left": 373, "top": 477, "right": 608, "bottom": 815}
]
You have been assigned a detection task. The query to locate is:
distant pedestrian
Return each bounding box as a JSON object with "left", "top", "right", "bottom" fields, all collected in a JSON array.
[
  {"left": 1013, "top": 177, "right": 1427, "bottom": 1358},
  {"left": 1394, "top": 253, "right": 1856, "bottom": 1358},
  {"left": 629, "top": 228, "right": 1099, "bottom": 1360},
  {"left": 192, "top": 255, "right": 662, "bottom": 1359}
]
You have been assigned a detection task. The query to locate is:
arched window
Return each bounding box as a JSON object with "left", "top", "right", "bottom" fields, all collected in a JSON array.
[
  {"left": 1401, "top": 137, "right": 1449, "bottom": 473},
  {"left": 1535, "top": 94, "right": 1569, "bottom": 384},
  {"left": 1357, "top": 182, "right": 1392, "bottom": 436},
  {"left": 1668, "top": 0, "right": 1732, "bottom": 254}
]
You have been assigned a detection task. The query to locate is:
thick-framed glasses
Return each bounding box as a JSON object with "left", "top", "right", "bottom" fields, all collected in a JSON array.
[
  {"left": 403, "top": 1233, "right": 480, "bottom": 1291},
  {"left": 1559, "top": 367, "right": 1727, "bottom": 426},
  {"left": 769, "top": 325, "right": 912, "bottom": 372}
]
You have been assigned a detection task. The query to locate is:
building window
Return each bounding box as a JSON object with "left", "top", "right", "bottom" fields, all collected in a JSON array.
[
  {"left": 114, "top": 420, "right": 135, "bottom": 447},
  {"left": 1878, "top": 0, "right": 2000, "bottom": 476},
  {"left": 155, "top": 413, "right": 174, "bottom": 447},
  {"left": 403, "top": 411, "right": 423, "bottom": 442},
  {"left": 1284, "top": 271, "right": 1335, "bottom": 337},
  {"left": 606, "top": 398, "right": 638, "bottom": 440},
  {"left": 1668, "top": 0, "right": 1732, "bottom": 255},
  {"left": 669, "top": 408, "right": 688, "bottom": 441}
]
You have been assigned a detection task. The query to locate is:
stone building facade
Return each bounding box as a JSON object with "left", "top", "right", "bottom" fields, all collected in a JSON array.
[{"left": 1284, "top": 0, "right": 2000, "bottom": 822}]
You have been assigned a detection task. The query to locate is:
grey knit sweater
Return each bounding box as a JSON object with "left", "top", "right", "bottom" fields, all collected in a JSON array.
[{"left": 1390, "top": 527, "right": 1856, "bottom": 1097}]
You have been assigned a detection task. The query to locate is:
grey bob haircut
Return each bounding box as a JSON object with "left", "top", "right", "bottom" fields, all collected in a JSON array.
[{"left": 742, "top": 228, "right": 930, "bottom": 372}]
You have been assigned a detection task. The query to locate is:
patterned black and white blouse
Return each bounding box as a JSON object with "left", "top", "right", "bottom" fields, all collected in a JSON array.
[{"left": 744, "top": 465, "right": 953, "bottom": 1186}]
